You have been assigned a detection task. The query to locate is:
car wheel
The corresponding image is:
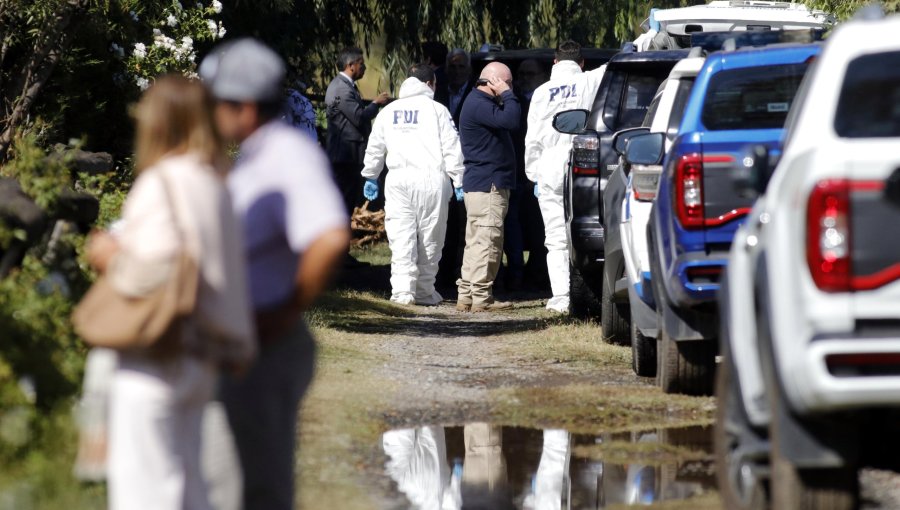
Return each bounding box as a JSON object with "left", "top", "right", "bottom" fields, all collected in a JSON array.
[
  {"left": 657, "top": 330, "right": 715, "bottom": 396},
  {"left": 569, "top": 263, "right": 600, "bottom": 319},
  {"left": 601, "top": 276, "right": 630, "bottom": 344},
  {"left": 714, "top": 356, "right": 768, "bottom": 510},
  {"left": 768, "top": 378, "right": 858, "bottom": 510},
  {"left": 631, "top": 319, "right": 656, "bottom": 377}
]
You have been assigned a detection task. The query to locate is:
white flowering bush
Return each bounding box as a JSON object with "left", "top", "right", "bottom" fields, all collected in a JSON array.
[{"left": 121, "top": 1, "right": 226, "bottom": 90}]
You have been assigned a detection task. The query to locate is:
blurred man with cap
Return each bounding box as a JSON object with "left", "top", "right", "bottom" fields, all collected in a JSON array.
[{"left": 200, "top": 38, "right": 350, "bottom": 510}]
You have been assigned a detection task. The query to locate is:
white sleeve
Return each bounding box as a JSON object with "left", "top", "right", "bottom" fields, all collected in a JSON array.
[
  {"left": 285, "top": 142, "right": 349, "bottom": 252},
  {"left": 437, "top": 106, "right": 465, "bottom": 189},
  {"left": 361, "top": 110, "right": 387, "bottom": 180},
  {"left": 118, "top": 170, "right": 180, "bottom": 261},
  {"left": 524, "top": 92, "right": 544, "bottom": 184}
]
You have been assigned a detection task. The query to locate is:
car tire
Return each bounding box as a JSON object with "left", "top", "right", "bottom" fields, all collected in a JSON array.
[
  {"left": 569, "top": 263, "right": 600, "bottom": 319},
  {"left": 714, "top": 356, "right": 768, "bottom": 510},
  {"left": 657, "top": 331, "right": 715, "bottom": 396},
  {"left": 631, "top": 319, "right": 656, "bottom": 377},
  {"left": 768, "top": 374, "right": 858, "bottom": 510},
  {"left": 601, "top": 276, "right": 630, "bottom": 344}
]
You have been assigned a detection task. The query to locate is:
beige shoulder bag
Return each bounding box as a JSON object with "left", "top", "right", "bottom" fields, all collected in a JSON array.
[{"left": 72, "top": 171, "right": 199, "bottom": 355}]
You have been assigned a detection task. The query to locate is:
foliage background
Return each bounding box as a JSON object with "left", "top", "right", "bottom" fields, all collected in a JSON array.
[{"left": 0, "top": 0, "right": 897, "bottom": 504}]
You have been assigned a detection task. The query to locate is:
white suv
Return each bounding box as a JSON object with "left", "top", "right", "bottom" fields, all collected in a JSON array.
[
  {"left": 715, "top": 10, "right": 900, "bottom": 510},
  {"left": 634, "top": 0, "right": 835, "bottom": 50},
  {"left": 616, "top": 56, "right": 705, "bottom": 377}
]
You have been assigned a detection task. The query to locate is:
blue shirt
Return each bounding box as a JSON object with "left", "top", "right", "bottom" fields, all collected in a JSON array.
[
  {"left": 459, "top": 89, "right": 521, "bottom": 192},
  {"left": 228, "top": 121, "right": 347, "bottom": 310}
]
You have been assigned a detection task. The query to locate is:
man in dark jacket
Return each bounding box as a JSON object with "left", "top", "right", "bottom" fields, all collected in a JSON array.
[
  {"left": 325, "top": 47, "right": 389, "bottom": 215},
  {"left": 456, "top": 62, "right": 520, "bottom": 312}
]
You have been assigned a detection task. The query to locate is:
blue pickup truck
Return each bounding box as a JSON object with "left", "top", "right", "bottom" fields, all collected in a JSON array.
[{"left": 642, "top": 42, "right": 821, "bottom": 395}]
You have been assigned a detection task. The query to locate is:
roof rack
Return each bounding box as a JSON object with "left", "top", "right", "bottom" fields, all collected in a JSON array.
[{"left": 690, "top": 28, "right": 826, "bottom": 51}]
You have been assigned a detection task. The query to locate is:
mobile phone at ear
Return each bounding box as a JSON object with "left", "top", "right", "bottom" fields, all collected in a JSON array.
[{"left": 475, "top": 78, "right": 488, "bottom": 86}]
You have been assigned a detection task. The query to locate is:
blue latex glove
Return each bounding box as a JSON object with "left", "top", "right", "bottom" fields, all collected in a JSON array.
[
  {"left": 454, "top": 187, "right": 465, "bottom": 202},
  {"left": 363, "top": 178, "right": 379, "bottom": 201},
  {"left": 534, "top": 184, "right": 540, "bottom": 198}
]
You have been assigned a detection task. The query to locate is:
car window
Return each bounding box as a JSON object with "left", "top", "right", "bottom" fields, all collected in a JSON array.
[
  {"left": 642, "top": 84, "right": 666, "bottom": 128},
  {"left": 701, "top": 63, "right": 808, "bottom": 131},
  {"left": 668, "top": 77, "right": 695, "bottom": 137},
  {"left": 615, "top": 74, "right": 665, "bottom": 130},
  {"left": 835, "top": 51, "right": 900, "bottom": 138}
]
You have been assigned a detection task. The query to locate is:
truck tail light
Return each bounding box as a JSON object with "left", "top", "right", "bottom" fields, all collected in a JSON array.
[
  {"left": 573, "top": 134, "right": 599, "bottom": 176},
  {"left": 806, "top": 179, "right": 851, "bottom": 292},
  {"left": 674, "top": 154, "right": 704, "bottom": 228},
  {"left": 632, "top": 165, "right": 661, "bottom": 201}
]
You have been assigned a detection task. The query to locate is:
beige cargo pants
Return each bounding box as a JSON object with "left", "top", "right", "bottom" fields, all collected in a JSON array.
[{"left": 457, "top": 185, "right": 510, "bottom": 306}]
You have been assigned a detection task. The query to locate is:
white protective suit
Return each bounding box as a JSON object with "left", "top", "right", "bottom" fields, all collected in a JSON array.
[
  {"left": 382, "top": 427, "right": 461, "bottom": 510},
  {"left": 363, "top": 77, "right": 465, "bottom": 305},
  {"left": 525, "top": 60, "right": 606, "bottom": 312}
]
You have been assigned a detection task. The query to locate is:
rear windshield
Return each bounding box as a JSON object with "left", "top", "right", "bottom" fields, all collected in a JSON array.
[
  {"left": 614, "top": 74, "right": 666, "bottom": 130},
  {"left": 701, "top": 63, "right": 808, "bottom": 131},
  {"left": 835, "top": 51, "right": 900, "bottom": 138}
]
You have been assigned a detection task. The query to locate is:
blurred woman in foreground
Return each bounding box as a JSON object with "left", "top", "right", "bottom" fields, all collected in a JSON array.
[{"left": 85, "top": 75, "right": 255, "bottom": 510}]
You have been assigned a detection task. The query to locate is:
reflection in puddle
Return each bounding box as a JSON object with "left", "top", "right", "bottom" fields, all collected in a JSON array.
[{"left": 381, "top": 424, "right": 714, "bottom": 509}]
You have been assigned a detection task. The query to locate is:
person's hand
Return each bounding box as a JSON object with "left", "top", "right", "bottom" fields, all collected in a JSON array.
[
  {"left": 534, "top": 184, "right": 540, "bottom": 198},
  {"left": 86, "top": 230, "right": 120, "bottom": 273},
  {"left": 454, "top": 187, "right": 465, "bottom": 202},
  {"left": 373, "top": 92, "right": 390, "bottom": 105},
  {"left": 487, "top": 76, "right": 510, "bottom": 96},
  {"left": 363, "top": 178, "right": 379, "bottom": 201}
]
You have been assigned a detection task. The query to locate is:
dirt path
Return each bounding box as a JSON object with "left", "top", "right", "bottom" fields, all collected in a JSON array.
[{"left": 295, "top": 261, "right": 718, "bottom": 509}]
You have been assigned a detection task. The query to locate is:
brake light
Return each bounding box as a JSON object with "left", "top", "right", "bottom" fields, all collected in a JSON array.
[
  {"left": 673, "top": 154, "right": 736, "bottom": 229},
  {"left": 573, "top": 134, "right": 599, "bottom": 176},
  {"left": 632, "top": 166, "right": 661, "bottom": 201},
  {"left": 675, "top": 154, "right": 704, "bottom": 229},
  {"left": 806, "top": 179, "right": 851, "bottom": 292}
]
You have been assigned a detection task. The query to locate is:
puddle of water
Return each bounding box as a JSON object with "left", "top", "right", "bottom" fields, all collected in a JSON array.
[{"left": 381, "top": 424, "right": 714, "bottom": 509}]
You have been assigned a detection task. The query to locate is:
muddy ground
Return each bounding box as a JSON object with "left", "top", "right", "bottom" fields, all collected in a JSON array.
[
  {"left": 293, "top": 246, "right": 900, "bottom": 510},
  {"left": 295, "top": 247, "right": 718, "bottom": 509}
]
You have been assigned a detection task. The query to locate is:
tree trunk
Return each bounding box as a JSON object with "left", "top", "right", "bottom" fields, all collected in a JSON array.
[{"left": 0, "top": 1, "right": 86, "bottom": 161}]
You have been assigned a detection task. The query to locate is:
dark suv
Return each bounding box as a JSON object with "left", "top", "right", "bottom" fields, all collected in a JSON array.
[{"left": 561, "top": 49, "right": 689, "bottom": 320}]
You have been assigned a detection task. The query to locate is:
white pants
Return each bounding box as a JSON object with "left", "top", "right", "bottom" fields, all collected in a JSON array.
[
  {"left": 534, "top": 429, "right": 569, "bottom": 510},
  {"left": 538, "top": 180, "right": 570, "bottom": 305},
  {"left": 383, "top": 426, "right": 455, "bottom": 510},
  {"left": 385, "top": 170, "right": 451, "bottom": 304},
  {"left": 108, "top": 355, "right": 216, "bottom": 510}
]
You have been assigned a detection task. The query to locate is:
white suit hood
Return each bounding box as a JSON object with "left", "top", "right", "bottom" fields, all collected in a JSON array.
[
  {"left": 398, "top": 77, "right": 435, "bottom": 100},
  {"left": 549, "top": 60, "right": 584, "bottom": 81}
]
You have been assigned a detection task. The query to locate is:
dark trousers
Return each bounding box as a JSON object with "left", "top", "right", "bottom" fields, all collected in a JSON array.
[
  {"left": 436, "top": 197, "right": 466, "bottom": 290},
  {"left": 221, "top": 321, "right": 316, "bottom": 510},
  {"left": 332, "top": 162, "right": 364, "bottom": 216}
]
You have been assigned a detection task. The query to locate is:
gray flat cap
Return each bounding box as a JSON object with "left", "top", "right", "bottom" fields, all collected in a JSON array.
[{"left": 199, "top": 38, "right": 285, "bottom": 102}]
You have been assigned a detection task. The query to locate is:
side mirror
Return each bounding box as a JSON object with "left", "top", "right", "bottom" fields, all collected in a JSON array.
[
  {"left": 624, "top": 133, "right": 665, "bottom": 166},
  {"left": 613, "top": 127, "right": 651, "bottom": 156},
  {"left": 885, "top": 167, "right": 900, "bottom": 208},
  {"left": 733, "top": 145, "right": 772, "bottom": 198},
  {"left": 552, "top": 109, "right": 590, "bottom": 135}
]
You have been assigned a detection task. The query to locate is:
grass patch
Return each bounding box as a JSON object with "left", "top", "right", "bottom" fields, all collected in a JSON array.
[
  {"left": 571, "top": 437, "right": 710, "bottom": 466},
  {"left": 0, "top": 405, "right": 107, "bottom": 509},
  {"left": 497, "top": 318, "right": 631, "bottom": 366},
  {"left": 350, "top": 242, "right": 391, "bottom": 267},
  {"left": 607, "top": 491, "right": 721, "bottom": 510},
  {"left": 489, "top": 384, "right": 715, "bottom": 434}
]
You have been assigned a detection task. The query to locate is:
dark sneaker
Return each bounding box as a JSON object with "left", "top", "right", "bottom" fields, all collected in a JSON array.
[{"left": 471, "top": 300, "right": 513, "bottom": 312}]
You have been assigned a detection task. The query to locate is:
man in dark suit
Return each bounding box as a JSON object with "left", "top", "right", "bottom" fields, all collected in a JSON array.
[
  {"left": 421, "top": 41, "right": 449, "bottom": 107},
  {"left": 325, "top": 47, "right": 389, "bottom": 216}
]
